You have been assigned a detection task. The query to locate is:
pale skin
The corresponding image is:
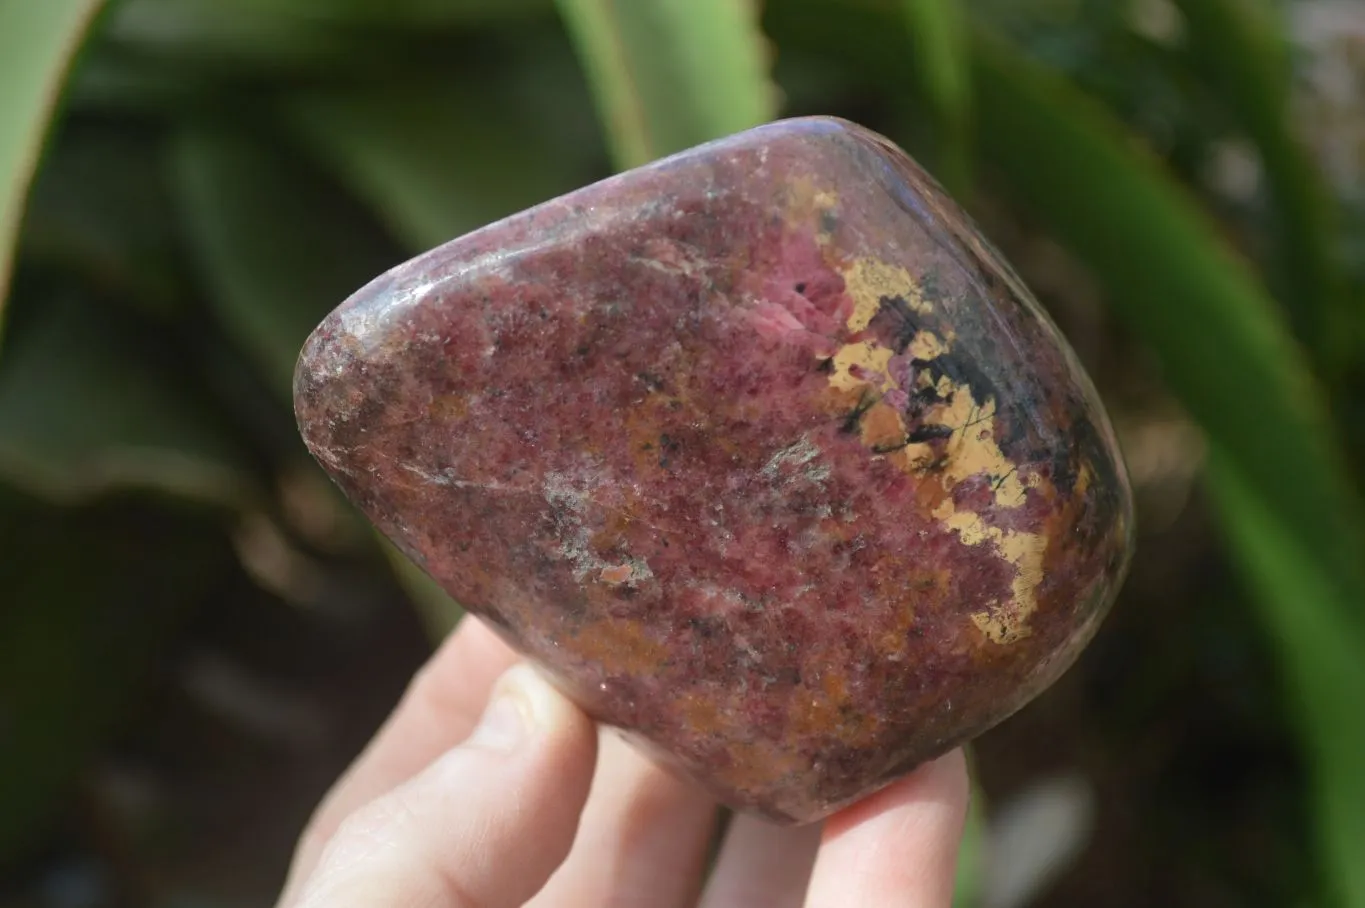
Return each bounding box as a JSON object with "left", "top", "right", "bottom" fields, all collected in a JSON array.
[{"left": 277, "top": 615, "right": 969, "bottom": 907}]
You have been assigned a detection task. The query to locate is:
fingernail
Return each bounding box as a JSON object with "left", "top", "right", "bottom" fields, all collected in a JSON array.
[{"left": 463, "top": 667, "right": 533, "bottom": 753}]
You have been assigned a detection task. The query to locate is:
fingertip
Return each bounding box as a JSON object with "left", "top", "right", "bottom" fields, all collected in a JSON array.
[
  {"left": 424, "top": 663, "right": 599, "bottom": 891},
  {"left": 455, "top": 663, "right": 597, "bottom": 766},
  {"left": 291, "top": 664, "right": 599, "bottom": 908},
  {"left": 507, "top": 662, "right": 598, "bottom": 750},
  {"left": 279, "top": 615, "right": 522, "bottom": 903},
  {"left": 527, "top": 728, "right": 717, "bottom": 907},
  {"left": 804, "top": 750, "right": 970, "bottom": 908},
  {"left": 824, "top": 747, "right": 969, "bottom": 840}
]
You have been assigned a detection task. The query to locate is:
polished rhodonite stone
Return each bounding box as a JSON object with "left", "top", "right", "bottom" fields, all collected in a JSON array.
[{"left": 294, "top": 116, "right": 1134, "bottom": 823}]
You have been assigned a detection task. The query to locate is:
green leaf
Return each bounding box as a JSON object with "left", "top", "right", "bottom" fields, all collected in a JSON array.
[
  {"left": 0, "top": 294, "right": 254, "bottom": 506},
  {"left": 170, "top": 126, "right": 401, "bottom": 397},
  {"left": 1173, "top": 0, "right": 1349, "bottom": 377},
  {"left": 170, "top": 123, "right": 469, "bottom": 629},
  {"left": 0, "top": 491, "right": 237, "bottom": 866},
  {"left": 103, "top": 0, "right": 350, "bottom": 68},
  {"left": 900, "top": 0, "right": 973, "bottom": 195},
  {"left": 953, "top": 767, "right": 985, "bottom": 908},
  {"left": 0, "top": 0, "right": 105, "bottom": 324},
  {"left": 972, "top": 36, "right": 1365, "bottom": 906},
  {"left": 1207, "top": 452, "right": 1365, "bottom": 908},
  {"left": 19, "top": 121, "right": 183, "bottom": 314},
  {"left": 284, "top": 80, "right": 590, "bottom": 252},
  {"left": 113, "top": 0, "right": 549, "bottom": 42},
  {"left": 254, "top": 0, "right": 553, "bottom": 27},
  {"left": 554, "top": 0, "right": 777, "bottom": 170},
  {"left": 970, "top": 35, "right": 1365, "bottom": 629},
  {"left": 103, "top": 0, "right": 553, "bottom": 78}
]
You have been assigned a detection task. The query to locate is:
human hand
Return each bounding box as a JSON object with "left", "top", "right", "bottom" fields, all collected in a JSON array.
[{"left": 277, "top": 616, "right": 969, "bottom": 907}]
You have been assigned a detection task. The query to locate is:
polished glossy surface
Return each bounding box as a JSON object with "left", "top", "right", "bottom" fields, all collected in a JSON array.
[{"left": 295, "top": 117, "right": 1134, "bottom": 823}]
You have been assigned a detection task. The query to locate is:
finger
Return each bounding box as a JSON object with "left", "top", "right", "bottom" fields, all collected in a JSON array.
[
  {"left": 526, "top": 730, "right": 718, "bottom": 907},
  {"left": 288, "top": 664, "right": 597, "bottom": 908},
  {"left": 803, "top": 749, "right": 969, "bottom": 908},
  {"left": 700, "top": 814, "right": 823, "bottom": 908},
  {"left": 281, "top": 616, "right": 519, "bottom": 900}
]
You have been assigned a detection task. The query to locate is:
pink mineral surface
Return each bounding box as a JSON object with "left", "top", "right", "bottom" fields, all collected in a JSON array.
[{"left": 294, "top": 116, "right": 1134, "bottom": 823}]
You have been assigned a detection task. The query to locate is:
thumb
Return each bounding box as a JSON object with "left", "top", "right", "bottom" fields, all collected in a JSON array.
[{"left": 288, "top": 663, "right": 598, "bottom": 908}]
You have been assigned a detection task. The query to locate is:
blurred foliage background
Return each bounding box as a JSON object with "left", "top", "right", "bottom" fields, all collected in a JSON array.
[{"left": 2, "top": 0, "right": 1364, "bottom": 905}]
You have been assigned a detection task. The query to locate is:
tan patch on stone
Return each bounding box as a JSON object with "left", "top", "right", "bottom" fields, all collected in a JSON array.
[
  {"left": 814, "top": 256, "right": 1044, "bottom": 643},
  {"left": 426, "top": 394, "right": 469, "bottom": 422},
  {"left": 782, "top": 177, "right": 840, "bottom": 240},
  {"left": 906, "top": 330, "right": 949, "bottom": 361},
  {"left": 599, "top": 564, "right": 634, "bottom": 584},
  {"left": 787, "top": 666, "right": 878, "bottom": 744},
  {"left": 842, "top": 258, "right": 929, "bottom": 332},
  {"left": 828, "top": 339, "right": 896, "bottom": 393},
  {"left": 897, "top": 441, "right": 937, "bottom": 472},
  {"left": 904, "top": 461, "right": 952, "bottom": 513},
  {"left": 676, "top": 692, "right": 725, "bottom": 737},
  {"left": 925, "top": 383, "right": 1029, "bottom": 508},
  {"left": 1075, "top": 462, "right": 1092, "bottom": 497},
  {"left": 622, "top": 390, "right": 697, "bottom": 479},
  {"left": 812, "top": 382, "right": 866, "bottom": 420},
  {"left": 715, "top": 739, "right": 807, "bottom": 792},
  {"left": 933, "top": 499, "right": 1047, "bottom": 645},
  {"left": 859, "top": 400, "right": 907, "bottom": 450},
  {"left": 571, "top": 618, "right": 669, "bottom": 676},
  {"left": 872, "top": 584, "right": 929, "bottom": 654}
]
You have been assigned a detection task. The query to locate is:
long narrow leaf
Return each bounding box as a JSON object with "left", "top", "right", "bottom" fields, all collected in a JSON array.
[
  {"left": 0, "top": 0, "right": 105, "bottom": 324},
  {"left": 1207, "top": 451, "right": 1365, "bottom": 908},
  {"left": 171, "top": 125, "right": 464, "bottom": 629},
  {"left": 170, "top": 126, "right": 399, "bottom": 398},
  {"left": 0, "top": 295, "right": 252, "bottom": 506},
  {"left": 284, "top": 83, "right": 588, "bottom": 252},
  {"left": 106, "top": 0, "right": 552, "bottom": 71},
  {"left": 954, "top": 770, "right": 985, "bottom": 908},
  {"left": 973, "top": 36, "right": 1365, "bottom": 906},
  {"left": 258, "top": 0, "right": 552, "bottom": 26},
  {"left": 971, "top": 36, "right": 1365, "bottom": 626},
  {"left": 900, "top": 0, "right": 973, "bottom": 195},
  {"left": 554, "top": 0, "right": 777, "bottom": 170},
  {"left": 1174, "top": 0, "right": 1349, "bottom": 377},
  {"left": 20, "top": 124, "right": 183, "bottom": 314}
]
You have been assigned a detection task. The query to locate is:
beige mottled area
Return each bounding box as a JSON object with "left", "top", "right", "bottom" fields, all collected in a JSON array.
[
  {"left": 933, "top": 499, "right": 1046, "bottom": 644},
  {"left": 715, "top": 739, "right": 809, "bottom": 796},
  {"left": 827, "top": 255, "right": 1048, "bottom": 644},
  {"left": 707, "top": 661, "right": 891, "bottom": 812},
  {"left": 782, "top": 177, "right": 840, "bottom": 239},
  {"left": 843, "top": 257, "right": 930, "bottom": 331},
  {"left": 570, "top": 618, "right": 669, "bottom": 676},
  {"left": 906, "top": 329, "right": 950, "bottom": 361},
  {"left": 599, "top": 564, "right": 634, "bottom": 584},
  {"left": 924, "top": 385, "right": 1030, "bottom": 508},
  {"left": 858, "top": 400, "right": 907, "bottom": 450},
  {"left": 786, "top": 665, "right": 881, "bottom": 744},
  {"left": 918, "top": 377, "right": 1049, "bottom": 644},
  {"left": 425, "top": 393, "right": 469, "bottom": 422},
  {"left": 673, "top": 662, "right": 886, "bottom": 798},
  {"left": 676, "top": 691, "right": 725, "bottom": 736},
  {"left": 829, "top": 340, "right": 897, "bottom": 393}
]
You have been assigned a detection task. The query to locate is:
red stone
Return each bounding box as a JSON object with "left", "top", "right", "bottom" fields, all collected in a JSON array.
[{"left": 294, "top": 117, "right": 1134, "bottom": 823}]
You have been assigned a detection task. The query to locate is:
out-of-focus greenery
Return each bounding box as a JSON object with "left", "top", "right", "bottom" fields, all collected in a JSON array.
[{"left": 2, "top": 0, "right": 1364, "bottom": 906}]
